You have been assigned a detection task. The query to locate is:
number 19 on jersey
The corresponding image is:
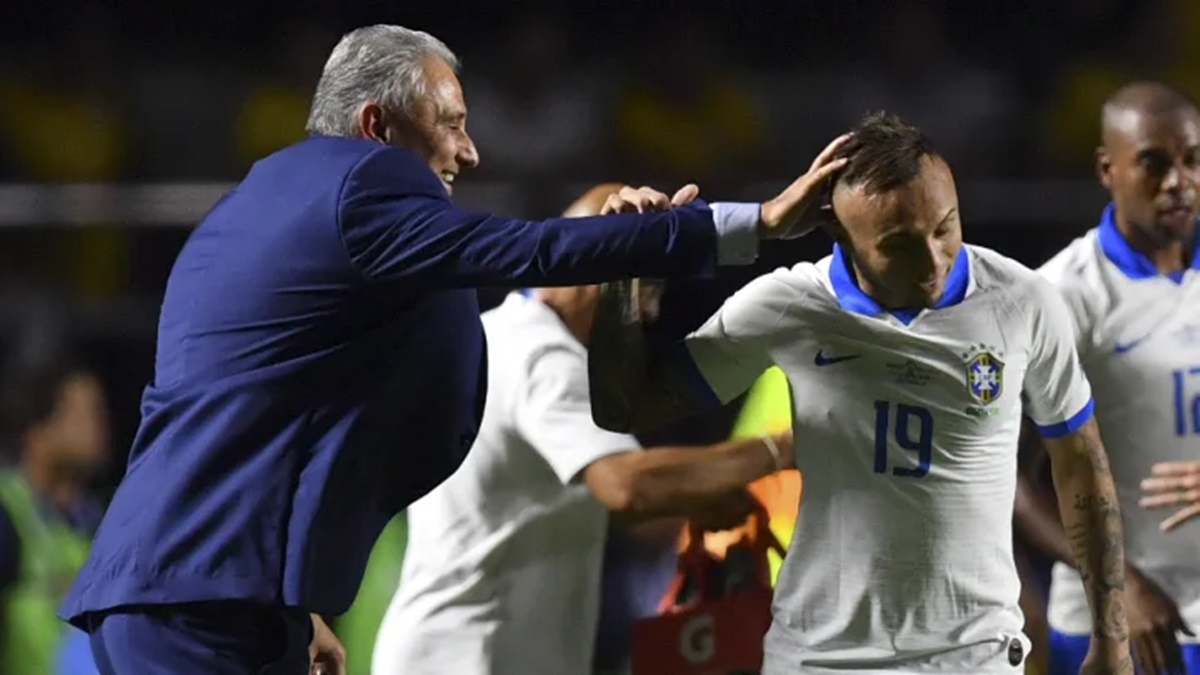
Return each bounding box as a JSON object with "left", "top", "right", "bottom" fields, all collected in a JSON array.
[{"left": 873, "top": 400, "right": 934, "bottom": 478}]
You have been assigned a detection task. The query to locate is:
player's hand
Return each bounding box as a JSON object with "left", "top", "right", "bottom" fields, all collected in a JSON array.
[
  {"left": 691, "top": 489, "right": 758, "bottom": 532},
  {"left": 309, "top": 613, "right": 347, "bottom": 675},
  {"left": 768, "top": 429, "right": 796, "bottom": 470},
  {"left": 1079, "top": 642, "right": 1134, "bottom": 675},
  {"left": 1139, "top": 461, "right": 1200, "bottom": 531},
  {"left": 599, "top": 184, "right": 700, "bottom": 215},
  {"left": 758, "top": 133, "right": 853, "bottom": 240},
  {"left": 1123, "top": 566, "right": 1194, "bottom": 675}
]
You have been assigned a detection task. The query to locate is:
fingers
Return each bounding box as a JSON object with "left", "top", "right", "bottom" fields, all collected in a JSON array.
[
  {"left": 1160, "top": 503, "right": 1200, "bottom": 531},
  {"left": 1157, "top": 625, "right": 1185, "bottom": 675},
  {"left": 1135, "top": 631, "right": 1166, "bottom": 675},
  {"left": 1140, "top": 489, "right": 1200, "bottom": 509},
  {"left": 600, "top": 186, "right": 676, "bottom": 215},
  {"left": 809, "top": 156, "right": 851, "bottom": 185},
  {"left": 809, "top": 132, "right": 855, "bottom": 173},
  {"left": 1142, "top": 471, "right": 1200, "bottom": 492},
  {"left": 1151, "top": 461, "right": 1200, "bottom": 476},
  {"left": 670, "top": 183, "right": 701, "bottom": 207}
]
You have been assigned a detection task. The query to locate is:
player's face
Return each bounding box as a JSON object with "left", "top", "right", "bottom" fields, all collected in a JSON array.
[
  {"left": 42, "top": 374, "right": 109, "bottom": 475},
  {"left": 1100, "top": 108, "right": 1200, "bottom": 242},
  {"left": 832, "top": 157, "right": 963, "bottom": 309},
  {"left": 387, "top": 56, "right": 480, "bottom": 195}
]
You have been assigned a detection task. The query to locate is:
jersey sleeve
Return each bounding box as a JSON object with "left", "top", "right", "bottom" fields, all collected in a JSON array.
[
  {"left": 1022, "top": 279, "right": 1095, "bottom": 438},
  {"left": 515, "top": 344, "right": 641, "bottom": 484},
  {"left": 1036, "top": 258, "right": 1093, "bottom": 361},
  {"left": 684, "top": 272, "right": 791, "bottom": 405}
]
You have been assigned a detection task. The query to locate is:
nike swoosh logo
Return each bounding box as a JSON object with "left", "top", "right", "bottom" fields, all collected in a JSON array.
[
  {"left": 1114, "top": 334, "right": 1152, "bottom": 354},
  {"left": 814, "top": 350, "right": 861, "bottom": 367}
]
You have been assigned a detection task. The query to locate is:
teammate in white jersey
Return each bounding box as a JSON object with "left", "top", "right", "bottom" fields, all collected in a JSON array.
[
  {"left": 1013, "top": 82, "right": 1200, "bottom": 675},
  {"left": 588, "top": 112, "right": 1132, "bottom": 674},
  {"left": 371, "top": 184, "right": 796, "bottom": 675}
]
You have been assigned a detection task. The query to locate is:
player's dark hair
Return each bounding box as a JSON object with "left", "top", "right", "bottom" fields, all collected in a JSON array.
[{"left": 834, "top": 111, "right": 940, "bottom": 194}]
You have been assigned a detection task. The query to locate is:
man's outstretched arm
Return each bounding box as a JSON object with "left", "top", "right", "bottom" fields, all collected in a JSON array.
[
  {"left": 339, "top": 136, "right": 850, "bottom": 290},
  {"left": 1042, "top": 418, "right": 1132, "bottom": 671}
]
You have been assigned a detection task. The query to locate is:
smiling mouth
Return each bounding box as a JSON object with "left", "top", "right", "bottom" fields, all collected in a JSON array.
[
  {"left": 1160, "top": 205, "right": 1195, "bottom": 219},
  {"left": 440, "top": 172, "right": 456, "bottom": 193}
]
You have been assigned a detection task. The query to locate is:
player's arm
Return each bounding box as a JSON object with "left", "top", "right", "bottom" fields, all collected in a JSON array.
[
  {"left": 588, "top": 275, "right": 783, "bottom": 434},
  {"left": 517, "top": 345, "right": 790, "bottom": 524},
  {"left": 583, "top": 432, "right": 793, "bottom": 527},
  {"left": 1021, "top": 280, "right": 1132, "bottom": 671},
  {"left": 1040, "top": 420, "right": 1130, "bottom": 648}
]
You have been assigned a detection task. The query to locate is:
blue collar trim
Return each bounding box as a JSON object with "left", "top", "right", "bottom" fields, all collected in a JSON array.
[
  {"left": 829, "top": 243, "right": 970, "bottom": 325},
  {"left": 1097, "top": 203, "right": 1199, "bottom": 283}
]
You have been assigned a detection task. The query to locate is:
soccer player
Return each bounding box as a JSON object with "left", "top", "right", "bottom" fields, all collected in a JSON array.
[
  {"left": 588, "top": 112, "right": 1133, "bottom": 674},
  {"left": 58, "top": 24, "right": 850, "bottom": 674},
  {"left": 1014, "top": 81, "right": 1200, "bottom": 675},
  {"left": 370, "top": 184, "right": 793, "bottom": 675}
]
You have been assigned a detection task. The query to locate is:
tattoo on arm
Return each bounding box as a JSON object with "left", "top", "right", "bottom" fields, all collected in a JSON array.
[
  {"left": 1050, "top": 423, "right": 1128, "bottom": 645},
  {"left": 588, "top": 280, "right": 708, "bottom": 432}
]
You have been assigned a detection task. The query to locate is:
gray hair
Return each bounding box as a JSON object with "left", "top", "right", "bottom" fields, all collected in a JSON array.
[{"left": 305, "top": 25, "right": 459, "bottom": 137}]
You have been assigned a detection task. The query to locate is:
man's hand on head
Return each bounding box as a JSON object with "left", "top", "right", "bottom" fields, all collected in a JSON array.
[{"left": 759, "top": 133, "right": 853, "bottom": 240}]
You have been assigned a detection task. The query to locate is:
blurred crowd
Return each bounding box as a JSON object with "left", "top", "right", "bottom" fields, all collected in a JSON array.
[{"left": 0, "top": 0, "right": 1197, "bottom": 189}]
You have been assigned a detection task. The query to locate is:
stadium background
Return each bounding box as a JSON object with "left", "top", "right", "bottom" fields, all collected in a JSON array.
[{"left": 0, "top": 0, "right": 1196, "bottom": 672}]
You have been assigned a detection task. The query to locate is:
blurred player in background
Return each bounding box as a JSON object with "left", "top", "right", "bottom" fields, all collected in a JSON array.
[
  {"left": 1015, "top": 81, "right": 1200, "bottom": 675},
  {"left": 589, "top": 112, "right": 1132, "bottom": 674},
  {"left": 370, "top": 184, "right": 793, "bottom": 675},
  {"left": 0, "top": 355, "right": 108, "bottom": 675}
]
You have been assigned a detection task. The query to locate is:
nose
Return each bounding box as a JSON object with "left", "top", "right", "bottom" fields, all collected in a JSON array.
[
  {"left": 916, "top": 238, "right": 943, "bottom": 280},
  {"left": 458, "top": 131, "right": 480, "bottom": 170},
  {"left": 1163, "top": 164, "right": 1183, "bottom": 193}
]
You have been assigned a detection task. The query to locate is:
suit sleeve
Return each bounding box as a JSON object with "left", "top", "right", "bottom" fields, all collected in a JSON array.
[{"left": 337, "top": 147, "right": 756, "bottom": 288}]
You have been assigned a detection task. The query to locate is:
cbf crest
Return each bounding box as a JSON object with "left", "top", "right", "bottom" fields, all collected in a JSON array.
[{"left": 963, "top": 344, "right": 1005, "bottom": 407}]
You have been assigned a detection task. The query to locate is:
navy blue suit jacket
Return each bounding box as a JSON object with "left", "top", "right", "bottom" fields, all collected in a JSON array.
[{"left": 61, "top": 136, "right": 741, "bottom": 622}]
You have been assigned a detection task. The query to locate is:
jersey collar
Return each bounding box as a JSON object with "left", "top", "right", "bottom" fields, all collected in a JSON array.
[
  {"left": 829, "top": 243, "right": 970, "bottom": 325},
  {"left": 1097, "top": 202, "right": 1200, "bottom": 283}
]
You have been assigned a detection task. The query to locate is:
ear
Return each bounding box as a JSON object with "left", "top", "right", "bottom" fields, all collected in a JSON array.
[
  {"left": 1095, "top": 146, "right": 1113, "bottom": 190},
  {"left": 356, "top": 103, "right": 390, "bottom": 143},
  {"left": 819, "top": 184, "right": 850, "bottom": 245},
  {"left": 817, "top": 206, "right": 849, "bottom": 245}
]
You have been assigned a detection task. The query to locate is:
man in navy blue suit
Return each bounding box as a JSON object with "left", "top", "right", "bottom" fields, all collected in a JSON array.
[{"left": 60, "top": 24, "right": 849, "bottom": 674}]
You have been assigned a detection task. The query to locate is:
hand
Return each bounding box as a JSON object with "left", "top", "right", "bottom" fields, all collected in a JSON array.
[
  {"left": 309, "top": 614, "right": 346, "bottom": 675},
  {"left": 691, "top": 489, "right": 758, "bottom": 532},
  {"left": 1122, "top": 566, "right": 1194, "bottom": 675},
  {"left": 758, "top": 133, "right": 853, "bottom": 240},
  {"left": 1080, "top": 641, "right": 1134, "bottom": 675},
  {"left": 766, "top": 429, "right": 796, "bottom": 471},
  {"left": 1139, "top": 461, "right": 1200, "bottom": 531},
  {"left": 600, "top": 184, "right": 701, "bottom": 215}
]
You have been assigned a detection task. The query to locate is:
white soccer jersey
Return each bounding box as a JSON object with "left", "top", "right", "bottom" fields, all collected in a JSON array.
[
  {"left": 371, "top": 293, "right": 640, "bottom": 675},
  {"left": 686, "top": 243, "right": 1094, "bottom": 673},
  {"left": 1040, "top": 206, "right": 1200, "bottom": 639}
]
